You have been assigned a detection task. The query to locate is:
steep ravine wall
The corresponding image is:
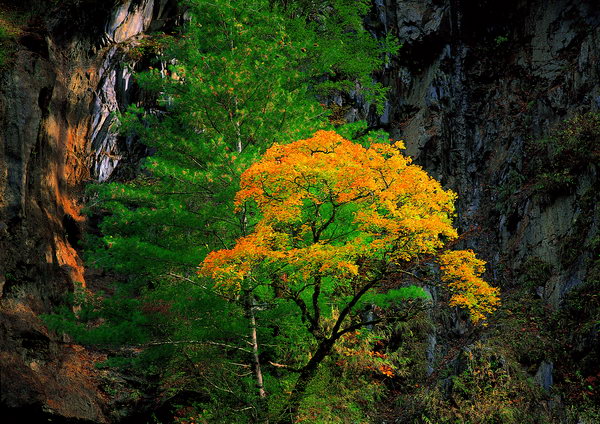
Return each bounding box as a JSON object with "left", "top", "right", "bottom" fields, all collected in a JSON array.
[
  {"left": 377, "top": 0, "right": 599, "bottom": 294},
  {"left": 0, "top": 1, "right": 177, "bottom": 421},
  {"left": 372, "top": 0, "right": 599, "bottom": 416}
]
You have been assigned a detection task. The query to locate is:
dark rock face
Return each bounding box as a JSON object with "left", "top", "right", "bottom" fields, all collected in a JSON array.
[
  {"left": 374, "top": 0, "right": 600, "bottom": 413},
  {"left": 378, "top": 0, "right": 599, "bottom": 301},
  {"left": 0, "top": 1, "right": 177, "bottom": 421}
]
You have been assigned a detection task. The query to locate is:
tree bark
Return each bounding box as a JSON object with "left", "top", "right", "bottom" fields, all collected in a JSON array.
[
  {"left": 249, "top": 296, "right": 267, "bottom": 399},
  {"left": 277, "top": 340, "right": 333, "bottom": 423}
]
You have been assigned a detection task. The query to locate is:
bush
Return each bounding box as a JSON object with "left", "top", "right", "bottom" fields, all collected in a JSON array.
[{"left": 527, "top": 112, "right": 600, "bottom": 195}]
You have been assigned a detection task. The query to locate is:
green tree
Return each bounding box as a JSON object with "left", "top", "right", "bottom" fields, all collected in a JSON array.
[
  {"left": 89, "top": 0, "right": 394, "bottom": 278},
  {"left": 62, "top": 0, "right": 400, "bottom": 420}
]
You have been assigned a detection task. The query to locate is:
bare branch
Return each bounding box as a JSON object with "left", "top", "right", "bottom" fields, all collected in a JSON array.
[
  {"left": 167, "top": 272, "right": 207, "bottom": 288},
  {"left": 144, "top": 339, "right": 252, "bottom": 354},
  {"left": 268, "top": 361, "right": 302, "bottom": 373},
  {"left": 330, "top": 273, "right": 383, "bottom": 338}
]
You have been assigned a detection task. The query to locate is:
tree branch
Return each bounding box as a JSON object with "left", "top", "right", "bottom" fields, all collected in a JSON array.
[
  {"left": 311, "top": 276, "right": 321, "bottom": 333},
  {"left": 330, "top": 274, "right": 383, "bottom": 338},
  {"left": 335, "top": 319, "right": 383, "bottom": 338},
  {"left": 143, "top": 339, "right": 252, "bottom": 354},
  {"left": 268, "top": 361, "right": 302, "bottom": 373},
  {"left": 167, "top": 272, "right": 207, "bottom": 288},
  {"left": 291, "top": 294, "right": 315, "bottom": 330}
]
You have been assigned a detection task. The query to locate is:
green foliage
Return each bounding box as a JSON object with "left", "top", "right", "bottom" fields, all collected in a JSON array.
[
  {"left": 439, "top": 344, "right": 547, "bottom": 424},
  {"left": 494, "top": 35, "right": 509, "bottom": 46},
  {"left": 489, "top": 291, "right": 551, "bottom": 369},
  {"left": 270, "top": 0, "right": 398, "bottom": 111},
  {"left": 520, "top": 257, "right": 554, "bottom": 290},
  {"left": 566, "top": 405, "right": 600, "bottom": 424},
  {"left": 356, "top": 286, "right": 431, "bottom": 310},
  {"left": 390, "top": 269, "right": 566, "bottom": 424},
  {"left": 43, "top": 285, "right": 151, "bottom": 347},
  {"left": 126, "top": 33, "right": 171, "bottom": 62},
  {"left": 401, "top": 253, "right": 600, "bottom": 424},
  {"left": 495, "top": 168, "right": 527, "bottom": 213},
  {"left": 296, "top": 360, "right": 386, "bottom": 423},
  {"left": 0, "top": 8, "right": 23, "bottom": 68},
  {"left": 548, "top": 275, "right": 600, "bottom": 420},
  {"left": 0, "top": 26, "right": 9, "bottom": 66},
  {"left": 53, "top": 0, "right": 401, "bottom": 421},
  {"left": 527, "top": 112, "right": 600, "bottom": 196},
  {"left": 495, "top": 112, "right": 600, "bottom": 219},
  {"left": 395, "top": 337, "right": 552, "bottom": 424},
  {"left": 557, "top": 188, "right": 599, "bottom": 268}
]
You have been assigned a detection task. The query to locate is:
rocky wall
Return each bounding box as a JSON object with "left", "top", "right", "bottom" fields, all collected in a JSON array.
[
  {"left": 0, "top": 1, "right": 177, "bottom": 421},
  {"left": 376, "top": 0, "right": 599, "bottom": 297},
  {"left": 370, "top": 0, "right": 599, "bottom": 414}
]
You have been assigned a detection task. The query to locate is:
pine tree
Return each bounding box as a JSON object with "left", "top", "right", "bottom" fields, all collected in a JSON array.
[
  {"left": 88, "top": 0, "right": 394, "bottom": 279},
  {"left": 53, "top": 0, "right": 400, "bottom": 420}
]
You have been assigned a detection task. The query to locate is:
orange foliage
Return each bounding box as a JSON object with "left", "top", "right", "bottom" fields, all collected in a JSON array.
[
  {"left": 335, "top": 331, "right": 396, "bottom": 378},
  {"left": 439, "top": 250, "right": 500, "bottom": 323},
  {"left": 199, "top": 130, "right": 499, "bottom": 322}
]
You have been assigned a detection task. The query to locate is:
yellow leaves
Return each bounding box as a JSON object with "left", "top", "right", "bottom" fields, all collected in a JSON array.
[
  {"left": 393, "top": 139, "right": 406, "bottom": 150},
  {"left": 218, "top": 130, "right": 461, "bottom": 278},
  {"left": 439, "top": 250, "right": 500, "bottom": 323},
  {"left": 378, "top": 364, "right": 395, "bottom": 377},
  {"left": 200, "top": 130, "right": 499, "bottom": 323},
  {"left": 235, "top": 131, "right": 457, "bottom": 245},
  {"left": 199, "top": 224, "right": 288, "bottom": 290},
  {"left": 340, "top": 261, "right": 359, "bottom": 276}
]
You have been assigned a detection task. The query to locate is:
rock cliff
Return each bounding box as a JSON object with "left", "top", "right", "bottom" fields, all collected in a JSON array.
[
  {"left": 369, "top": 0, "right": 599, "bottom": 419},
  {"left": 376, "top": 0, "right": 599, "bottom": 297},
  {"left": 0, "top": 1, "right": 177, "bottom": 421}
]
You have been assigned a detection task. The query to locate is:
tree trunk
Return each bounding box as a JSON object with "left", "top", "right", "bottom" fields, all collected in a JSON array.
[
  {"left": 249, "top": 296, "right": 267, "bottom": 399},
  {"left": 277, "top": 340, "right": 333, "bottom": 423}
]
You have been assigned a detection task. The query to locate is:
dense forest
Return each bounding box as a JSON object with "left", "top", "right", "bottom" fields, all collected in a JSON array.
[{"left": 0, "top": 0, "right": 598, "bottom": 423}]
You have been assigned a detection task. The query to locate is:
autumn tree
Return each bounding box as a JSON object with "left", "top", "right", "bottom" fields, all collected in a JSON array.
[{"left": 199, "top": 130, "right": 500, "bottom": 421}]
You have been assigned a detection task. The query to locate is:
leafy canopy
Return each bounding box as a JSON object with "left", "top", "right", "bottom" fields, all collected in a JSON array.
[
  {"left": 201, "top": 130, "right": 499, "bottom": 328},
  {"left": 88, "top": 0, "right": 396, "bottom": 280},
  {"left": 198, "top": 130, "right": 499, "bottom": 421}
]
